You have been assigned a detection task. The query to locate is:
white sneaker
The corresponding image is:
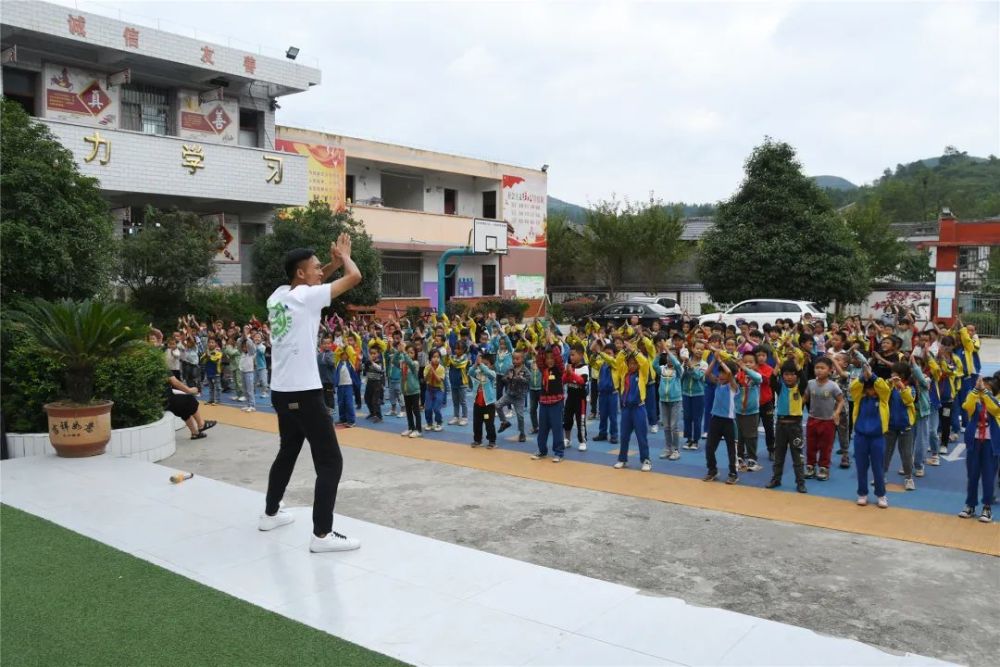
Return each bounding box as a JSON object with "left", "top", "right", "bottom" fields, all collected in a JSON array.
[
  {"left": 459, "top": 418, "right": 468, "bottom": 426},
  {"left": 448, "top": 417, "right": 459, "bottom": 425},
  {"left": 242, "top": 406, "right": 252, "bottom": 412},
  {"left": 258, "top": 509, "right": 294, "bottom": 531},
  {"left": 578, "top": 441, "right": 588, "bottom": 451},
  {"left": 409, "top": 430, "right": 422, "bottom": 438},
  {"left": 433, "top": 424, "right": 443, "bottom": 432},
  {"left": 564, "top": 438, "right": 570, "bottom": 449},
  {"left": 857, "top": 496, "right": 868, "bottom": 506},
  {"left": 310, "top": 531, "right": 361, "bottom": 552},
  {"left": 877, "top": 496, "right": 889, "bottom": 509},
  {"left": 668, "top": 450, "right": 681, "bottom": 461},
  {"left": 651, "top": 425, "right": 659, "bottom": 434},
  {"left": 613, "top": 461, "right": 626, "bottom": 469},
  {"left": 641, "top": 459, "right": 652, "bottom": 472},
  {"left": 401, "top": 429, "right": 411, "bottom": 437},
  {"left": 552, "top": 456, "right": 562, "bottom": 463},
  {"left": 659, "top": 449, "right": 670, "bottom": 459},
  {"left": 904, "top": 478, "right": 915, "bottom": 491},
  {"left": 237, "top": 396, "right": 247, "bottom": 402}
]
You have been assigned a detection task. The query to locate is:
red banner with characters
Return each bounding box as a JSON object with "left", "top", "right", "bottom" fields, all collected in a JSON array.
[
  {"left": 275, "top": 136, "right": 347, "bottom": 212},
  {"left": 502, "top": 174, "right": 547, "bottom": 247}
]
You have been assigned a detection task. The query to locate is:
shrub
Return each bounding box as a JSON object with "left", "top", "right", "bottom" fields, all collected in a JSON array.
[
  {"left": 93, "top": 345, "right": 166, "bottom": 429},
  {"left": 547, "top": 303, "right": 565, "bottom": 324},
  {"left": 960, "top": 311, "right": 998, "bottom": 335},
  {"left": 1, "top": 337, "right": 65, "bottom": 433},
  {"left": 700, "top": 302, "right": 719, "bottom": 314},
  {"left": 560, "top": 299, "right": 595, "bottom": 323},
  {"left": 473, "top": 298, "right": 530, "bottom": 321},
  {"left": 445, "top": 301, "right": 468, "bottom": 318},
  {"left": 1, "top": 338, "right": 166, "bottom": 433},
  {"left": 405, "top": 306, "right": 423, "bottom": 323},
  {"left": 186, "top": 285, "right": 264, "bottom": 327}
]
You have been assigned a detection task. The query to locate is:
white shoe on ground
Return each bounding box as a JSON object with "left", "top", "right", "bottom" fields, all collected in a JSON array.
[
  {"left": 578, "top": 441, "right": 587, "bottom": 451},
  {"left": 641, "top": 459, "right": 652, "bottom": 472},
  {"left": 877, "top": 496, "right": 889, "bottom": 508},
  {"left": 409, "top": 430, "right": 422, "bottom": 438},
  {"left": 459, "top": 418, "right": 468, "bottom": 426},
  {"left": 651, "top": 425, "right": 659, "bottom": 434},
  {"left": 310, "top": 531, "right": 361, "bottom": 552},
  {"left": 448, "top": 417, "right": 459, "bottom": 425},
  {"left": 258, "top": 509, "right": 294, "bottom": 531},
  {"left": 401, "top": 429, "right": 411, "bottom": 437}
]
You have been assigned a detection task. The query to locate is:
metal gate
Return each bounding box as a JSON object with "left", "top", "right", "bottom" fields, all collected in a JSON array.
[{"left": 958, "top": 293, "right": 1000, "bottom": 337}]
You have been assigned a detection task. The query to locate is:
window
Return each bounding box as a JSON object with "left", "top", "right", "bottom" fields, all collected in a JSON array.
[
  {"left": 381, "top": 253, "right": 422, "bottom": 298},
  {"left": 121, "top": 84, "right": 170, "bottom": 135},
  {"left": 238, "top": 108, "right": 260, "bottom": 147},
  {"left": 482, "top": 191, "right": 497, "bottom": 219},
  {"left": 346, "top": 175, "right": 356, "bottom": 204},
  {"left": 730, "top": 301, "right": 758, "bottom": 315},
  {"left": 381, "top": 172, "right": 424, "bottom": 210},
  {"left": 444, "top": 188, "right": 457, "bottom": 215},
  {"left": 756, "top": 301, "right": 784, "bottom": 313},
  {"left": 782, "top": 302, "right": 804, "bottom": 313},
  {"left": 2, "top": 68, "right": 37, "bottom": 116},
  {"left": 482, "top": 264, "right": 496, "bottom": 296}
]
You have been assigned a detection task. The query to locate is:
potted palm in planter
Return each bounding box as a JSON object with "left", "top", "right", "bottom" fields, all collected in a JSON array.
[{"left": 11, "top": 299, "right": 148, "bottom": 457}]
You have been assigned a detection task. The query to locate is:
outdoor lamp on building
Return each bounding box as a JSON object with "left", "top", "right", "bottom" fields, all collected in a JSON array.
[
  {"left": 541, "top": 164, "right": 549, "bottom": 173},
  {"left": 285, "top": 46, "right": 299, "bottom": 60}
]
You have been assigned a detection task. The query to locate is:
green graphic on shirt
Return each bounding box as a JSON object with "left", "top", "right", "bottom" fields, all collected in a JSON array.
[{"left": 267, "top": 300, "right": 292, "bottom": 340}]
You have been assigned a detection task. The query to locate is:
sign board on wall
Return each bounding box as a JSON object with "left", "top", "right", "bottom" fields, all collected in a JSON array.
[
  {"left": 275, "top": 128, "right": 347, "bottom": 211},
  {"left": 503, "top": 274, "right": 545, "bottom": 298},
  {"left": 43, "top": 63, "right": 118, "bottom": 127},
  {"left": 177, "top": 90, "right": 238, "bottom": 144},
  {"left": 502, "top": 174, "right": 547, "bottom": 247},
  {"left": 203, "top": 213, "right": 240, "bottom": 263}
]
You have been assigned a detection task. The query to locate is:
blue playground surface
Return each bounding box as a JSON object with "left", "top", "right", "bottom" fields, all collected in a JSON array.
[{"left": 213, "top": 362, "right": 1000, "bottom": 518}]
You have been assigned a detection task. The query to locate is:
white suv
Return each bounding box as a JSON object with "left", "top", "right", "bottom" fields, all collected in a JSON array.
[{"left": 699, "top": 299, "right": 826, "bottom": 328}]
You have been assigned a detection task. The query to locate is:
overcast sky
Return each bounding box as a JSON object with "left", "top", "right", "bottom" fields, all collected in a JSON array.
[{"left": 54, "top": 0, "right": 1000, "bottom": 205}]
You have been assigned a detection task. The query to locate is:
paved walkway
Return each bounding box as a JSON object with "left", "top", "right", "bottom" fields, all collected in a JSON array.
[
  {"left": 200, "top": 404, "right": 1000, "bottom": 557},
  {"left": 1, "top": 454, "right": 955, "bottom": 666}
]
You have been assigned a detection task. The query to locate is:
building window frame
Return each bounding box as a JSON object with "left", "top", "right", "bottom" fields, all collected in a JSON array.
[{"left": 381, "top": 252, "right": 423, "bottom": 298}]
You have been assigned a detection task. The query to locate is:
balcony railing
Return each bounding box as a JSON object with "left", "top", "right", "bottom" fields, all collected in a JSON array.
[{"left": 352, "top": 204, "right": 474, "bottom": 247}]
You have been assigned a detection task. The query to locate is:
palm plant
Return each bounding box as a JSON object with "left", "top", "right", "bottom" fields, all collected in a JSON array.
[{"left": 11, "top": 299, "right": 148, "bottom": 404}]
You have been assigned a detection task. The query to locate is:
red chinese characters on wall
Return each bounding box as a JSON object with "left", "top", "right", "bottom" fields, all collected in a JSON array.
[
  {"left": 67, "top": 14, "right": 86, "bottom": 37},
  {"left": 200, "top": 46, "right": 215, "bottom": 65},
  {"left": 123, "top": 27, "right": 139, "bottom": 49},
  {"left": 243, "top": 55, "right": 256, "bottom": 75}
]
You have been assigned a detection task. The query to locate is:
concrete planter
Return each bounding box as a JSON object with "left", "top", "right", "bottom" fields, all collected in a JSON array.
[
  {"left": 5, "top": 412, "right": 178, "bottom": 462},
  {"left": 44, "top": 400, "right": 114, "bottom": 457}
]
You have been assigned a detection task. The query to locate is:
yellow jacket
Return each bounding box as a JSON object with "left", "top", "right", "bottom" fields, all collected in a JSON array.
[
  {"left": 850, "top": 377, "right": 891, "bottom": 433},
  {"left": 615, "top": 352, "right": 652, "bottom": 402}
]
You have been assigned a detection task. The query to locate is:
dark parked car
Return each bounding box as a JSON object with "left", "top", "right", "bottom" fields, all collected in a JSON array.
[{"left": 580, "top": 301, "right": 681, "bottom": 330}]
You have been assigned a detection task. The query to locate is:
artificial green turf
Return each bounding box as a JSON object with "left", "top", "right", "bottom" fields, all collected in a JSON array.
[{"left": 0, "top": 504, "right": 408, "bottom": 666}]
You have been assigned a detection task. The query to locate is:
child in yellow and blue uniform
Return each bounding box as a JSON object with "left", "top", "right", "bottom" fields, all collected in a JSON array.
[
  {"left": 850, "top": 365, "right": 890, "bottom": 508},
  {"left": 958, "top": 376, "right": 999, "bottom": 522},
  {"left": 613, "top": 342, "right": 652, "bottom": 471},
  {"left": 592, "top": 338, "right": 621, "bottom": 444},
  {"left": 881, "top": 362, "right": 917, "bottom": 491}
]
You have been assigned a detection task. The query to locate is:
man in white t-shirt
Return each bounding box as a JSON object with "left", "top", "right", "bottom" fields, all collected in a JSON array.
[{"left": 257, "top": 233, "right": 363, "bottom": 553}]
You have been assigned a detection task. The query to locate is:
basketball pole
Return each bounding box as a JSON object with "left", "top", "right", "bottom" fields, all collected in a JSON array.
[{"left": 437, "top": 246, "right": 479, "bottom": 315}]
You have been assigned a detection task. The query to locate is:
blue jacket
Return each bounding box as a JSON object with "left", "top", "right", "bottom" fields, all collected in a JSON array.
[
  {"left": 657, "top": 352, "right": 683, "bottom": 403},
  {"left": 469, "top": 362, "right": 497, "bottom": 406},
  {"left": 734, "top": 368, "right": 762, "bottom": 416},
  {"left": 681, "top": 361, "right": 706, "bottom": 397}
]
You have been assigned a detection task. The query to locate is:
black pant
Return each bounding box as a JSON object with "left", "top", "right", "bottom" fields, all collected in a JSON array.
[
  {"left": 589, "top": 378, "right": 599, "bottom": 417},
  {"left": 364, "top": 382, "right": 383, "bottom": 418},
  {"left": 772, "top": 418, "right": 805, "bottom": 484},
  {"left": 322, "top": 383, "right": 335, "bottom": 411},
  {"left": 706, "top": 415, "right": 738, "bottom": 476},
  {"left": 759, "top": 400, "right": 775, "bottom": 453},
  {"left": 473, "top": 402, "right": 496, "bottom": 444},
  {"left": 266, "top": 389, "right": 343, "bottom": 537},
  {"left": 563, "top": 389, "right": 587, "bottom": 442},
  {"left": 939, "top": 401, "right": 953, "bottom": 447},
  {"left": 353, "top": 381, "right": 362, "bottom": 409},
  {"left": 404, "top": 393, "right": 422, "bottom": 432}
]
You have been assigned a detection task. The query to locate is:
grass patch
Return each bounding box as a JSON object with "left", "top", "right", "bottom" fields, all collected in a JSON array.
[{"left": 0, "top": 504, "right": 407, "bottom": 666}]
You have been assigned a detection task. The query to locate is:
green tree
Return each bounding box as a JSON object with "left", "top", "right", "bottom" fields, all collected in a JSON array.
[
  {"left": 253, "top": 201, "right": 381, "bottom": 308},
  {"left": 545, "top": 213, "right": 588, "bottom": 287},
  {"left": 895, "top": 249, "right": 935, "bottom": 283},
  {"left": 843, "top": 199, "right": 904, "bottom": 280},
  {"left": 698, "top": 138, "right": 870, "bottom": 306},
  {"left": 582, "top": 198, "right": 686, "bottom": 298},
  {"left": 0, "top": 98, "right": 116, "bottom": 304},
  {"left": 118, "top": 208, "right": 219, "bottom": 322}
]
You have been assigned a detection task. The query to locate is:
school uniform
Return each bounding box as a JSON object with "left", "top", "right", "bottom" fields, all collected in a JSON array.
[
  {"left": 961, "top": 388, "right": 999, "bottom": 510},
  {"left": 851, "top": 378, "right": 890, "bottom": 499},
  {"left": 617, "top": 355, "right": 652, "bottom": 464}
]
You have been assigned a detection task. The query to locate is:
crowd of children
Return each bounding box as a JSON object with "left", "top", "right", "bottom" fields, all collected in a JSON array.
[{"left": 152, "top": 308, "right": 997, "bottom": 523}]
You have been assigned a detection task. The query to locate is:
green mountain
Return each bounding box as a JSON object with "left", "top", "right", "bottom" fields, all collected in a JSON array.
[
  {"left": 812, "top": 175, "right": 857, "bottom": 191},
  {"left": 549, "top": 150, "right": 1000, "bottom": 224},
  {"left": 822, "top": 151, "right": 1000, "bottom": 221}
]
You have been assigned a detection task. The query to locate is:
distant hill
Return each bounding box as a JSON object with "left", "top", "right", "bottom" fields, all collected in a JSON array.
[
  {"left": 812, "top": 175, "right": 857, "bottom": 191},
  {"left": 548, "top": 196, "right": 590, "bottom": 224}
]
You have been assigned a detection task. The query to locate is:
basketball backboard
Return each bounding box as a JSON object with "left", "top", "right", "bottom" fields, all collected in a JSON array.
[{"left": 473, "top": 218, "right": 509, "bottom": 255}]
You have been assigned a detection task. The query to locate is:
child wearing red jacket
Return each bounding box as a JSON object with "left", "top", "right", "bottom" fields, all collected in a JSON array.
[
  {"left": 562, "top": 345, "right": 590, "bottom": 452},
  {"left": 532, "top": 331, "right": 566, "bottom": 462}
]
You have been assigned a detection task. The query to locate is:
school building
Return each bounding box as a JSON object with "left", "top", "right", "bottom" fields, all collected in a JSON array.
[
  {"left": 0, "top": 0, "right": 319, "bottom": 284},
  {"left": 1, "top": 1, "right": 548, "bottom": 305},
  {"left": 275, "top": 126, "right": 548, "bottom": 312}
]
